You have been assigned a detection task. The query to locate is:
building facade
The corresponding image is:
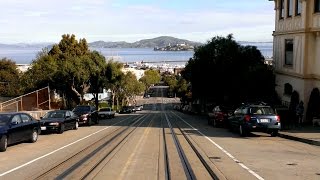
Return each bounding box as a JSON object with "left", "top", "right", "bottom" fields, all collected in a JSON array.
[
  {"left": 271, "top": 0, "right": 320, "bottom": 122},
  {"left": 121, "top": 67, "right": 145, "bottom": 80}
]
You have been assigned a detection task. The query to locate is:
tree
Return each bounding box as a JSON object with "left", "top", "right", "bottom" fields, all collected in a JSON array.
[
  {"left": 49, "top": 34, "right": 91, "bottom": 105},
  {"left": 183, "top": 34, "right": 275, "bottom": 107},
  {"left": 88, "top": 51, "right": 108, "bottom": 109},
  {"left": 176, "top": 78, "right": 188, "bottom": 97},
  {"left": 120, "top": 72, "right": 145, "bottom": 106},
  {"left": 104, "top": 61, "right": 124, "bottom": 110},
  {"left": 163, "top": 75, "right": 177, "bottom": 92},
  {"left": 20, "top": 52, "right": 58, "bottom": 93},
  {"left": 0, "top": 58, "right": 21, "bottom": 97},
  {"left": 163, "top": 74, "right": 178, "bottom": 97},
  {"left": 139, "top": 69, "right": 161, "bottom": 89},
  {"left": 21, "top": 34, "right": 107, "bottom": 109}
]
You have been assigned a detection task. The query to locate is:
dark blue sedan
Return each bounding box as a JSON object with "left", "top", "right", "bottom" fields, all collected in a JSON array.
[{"left": 0, "top": 112, "right": 41, "bottom": 152}]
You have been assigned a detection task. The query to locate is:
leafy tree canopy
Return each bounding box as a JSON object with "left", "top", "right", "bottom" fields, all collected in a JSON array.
[
  {"left": 183, "top": 34, "right": 275, "bottom": 105},
  {"left": 163, "top": 75, "right": 177, "bottom": 92},
  {"left": 139, "top": 69, "right": 161, "bottom": 88},
  {"left": 0, "top": 58, "right": 21, "bottom": 97},
  {"left": 21, "top": 34, "right": 107, "bottom": 108}
]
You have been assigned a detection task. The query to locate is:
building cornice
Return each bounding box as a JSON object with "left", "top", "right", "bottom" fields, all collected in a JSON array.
[
  {"left": 276, "top": 70, "right": 320, "bottom": 80},
  {"left": 310, "top": 28, "right": 320, "bottom": 33},
  {"left": 272, "top": 28, "right": 317, "bottom": 36}
]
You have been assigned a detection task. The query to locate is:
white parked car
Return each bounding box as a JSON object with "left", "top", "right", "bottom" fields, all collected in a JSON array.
[
  {"left": 135, "top": 105, "right": 143, "bottom": 111},
  {"left": 98, "top": 107, "right": 115, "bottom": 119}
]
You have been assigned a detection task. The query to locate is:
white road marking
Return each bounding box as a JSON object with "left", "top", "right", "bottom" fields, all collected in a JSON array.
[
  {"left": 172, "top": 112, "right": 265, "bottom": 180},
  {"left": 0, "top": 118, "right": 129, "bottom": 177}
]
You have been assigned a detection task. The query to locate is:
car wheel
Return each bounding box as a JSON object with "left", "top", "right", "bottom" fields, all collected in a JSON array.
[
  {"left": 58, "top": 124, "right": 65, "bottom": 134},
  {"left": 0, "top": 135, "right": 8, "bottom": 152},
  {"left": 30, "top": 130, "right": 38, "bottom": 143},
  {"left": 74, "top": 121, "right": 79, "bottom": 130},
  {"left": 270, "top": 130, "right": 278, "bottom": 137},
  {"left": 239, "top": 125, "right": 246, "bottom": 137}
]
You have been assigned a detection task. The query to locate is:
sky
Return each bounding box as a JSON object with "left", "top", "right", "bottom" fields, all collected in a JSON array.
[{"left": 0, "top": 0, "right": 275, "bottom": 44}]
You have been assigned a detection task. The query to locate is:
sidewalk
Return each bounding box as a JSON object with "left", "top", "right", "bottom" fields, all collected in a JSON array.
[{"left": 278, "top": 125, "right": 320, "bottom": 146}]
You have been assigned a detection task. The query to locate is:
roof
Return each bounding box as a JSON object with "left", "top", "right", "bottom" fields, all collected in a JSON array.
[
  {"left": 0, "top": 112, "right": 22, "bottom": 115},
  {"left": 48, "top": 110, "right": 69, "bottom": 112}
]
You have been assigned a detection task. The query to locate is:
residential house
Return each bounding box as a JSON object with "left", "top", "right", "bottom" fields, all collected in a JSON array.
[
  {"left": 83, "top": 89, "right": 111, "bottom": 102},
  {"left": 122, "top": 67, "right": 145, "bottom": 80},
  {"left": 270, "top": 0, "right": 320, "bottom": 122}
]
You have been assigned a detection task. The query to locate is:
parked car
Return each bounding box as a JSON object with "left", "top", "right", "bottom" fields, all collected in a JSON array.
[
  {"left": 98, "top": 107, "right": 115, "bottom": 119},
  {"left": 72, "top": 105, "right": 99, "bottom": 126},
  {"left": 135, "top": 105, "right": 143, "bottom": 111},
  {"left": 130, "top": 106, "right": 137, "bottom": 113},
  {"left": 40, "top": 110, "right": 79, "bottom": 134},
  {"left": 119, "top": 106, "right": 132, "bottom": 114},
  {"left": 0, "top": 112, "right": 41, "bottom": 152},
  {"left": 208, "top": 105, "right": 234, "bottom": 127},
  {"left": 228, "top": 103, "right": 281, "bottom": 137},
  {"left": 182, "top": 105, "right": 192, "bottom": 113}
]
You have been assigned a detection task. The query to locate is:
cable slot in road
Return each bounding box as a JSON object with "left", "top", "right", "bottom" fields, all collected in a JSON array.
[{"left": 31, "top": 114, "right": 149, "bottom": 180}]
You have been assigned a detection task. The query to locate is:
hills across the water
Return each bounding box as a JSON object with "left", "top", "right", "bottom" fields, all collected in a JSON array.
[{"left": 0, "top": 36, "right": 272, "bottom": 49}]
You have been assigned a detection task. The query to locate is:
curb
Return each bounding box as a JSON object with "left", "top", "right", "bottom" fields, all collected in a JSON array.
[{"left": 278, "top": 133, "right": 320, "bottom": 146}]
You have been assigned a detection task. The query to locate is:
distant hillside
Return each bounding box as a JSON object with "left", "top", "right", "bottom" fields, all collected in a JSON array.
[
  {"left": 0, "top": 42, "right": 53, "bottom": 48},
  {"left": 89, "top": 36, "right": 203, "bottom": 48}
]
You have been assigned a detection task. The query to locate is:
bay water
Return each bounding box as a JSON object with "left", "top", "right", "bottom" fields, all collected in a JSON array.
[{"left": 0, "top": 43, "right": 273, "bottom": 65}]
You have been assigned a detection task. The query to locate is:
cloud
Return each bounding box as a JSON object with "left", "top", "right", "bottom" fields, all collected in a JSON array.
[{"left": 0, "top": 0, "right": 275, "bottom": 43}]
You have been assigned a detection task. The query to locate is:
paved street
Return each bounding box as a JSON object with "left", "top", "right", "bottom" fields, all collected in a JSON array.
[{"left": 0, "top": 87, "right": 319, "bottom": 180}]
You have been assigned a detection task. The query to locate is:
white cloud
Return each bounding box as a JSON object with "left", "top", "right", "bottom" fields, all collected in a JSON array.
[{"left": 0, "top": 1, "right": 275, "bottom": 43}]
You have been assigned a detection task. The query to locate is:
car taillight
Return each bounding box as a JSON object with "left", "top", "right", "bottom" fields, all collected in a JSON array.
[
  {"left": 245, "top": 115, "right": 251, "bottom": 121},
  {"left": 276, "top": 115, "right": 280, "bottom": 122}
]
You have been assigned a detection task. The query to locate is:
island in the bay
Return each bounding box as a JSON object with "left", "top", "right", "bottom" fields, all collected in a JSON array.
[{"left": 153, "top": 42, "right": 195, "bottom": 51}]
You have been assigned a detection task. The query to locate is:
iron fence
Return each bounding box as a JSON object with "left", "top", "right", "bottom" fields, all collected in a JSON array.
[{"left": 0, "top": 86, "right": 50, "bottom": 112}]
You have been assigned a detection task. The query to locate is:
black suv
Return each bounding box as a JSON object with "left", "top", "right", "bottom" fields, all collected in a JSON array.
[
  {"left": 72, "top": 105, "right": 99, "bottom": 126},
  {"left": 228, "top": 103, "right": 281, "bottom": 137}
]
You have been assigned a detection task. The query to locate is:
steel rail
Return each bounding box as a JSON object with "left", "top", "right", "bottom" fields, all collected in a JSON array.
[
  {"left": 171, "top": 112, "right": 220, "bottom": 180},
  {"left": 164, "top": 111, "right": 195, "bottom": 179},
  {"left": 31, "top": 114, "right": 148, "bottom": 180},
  {"left": 161, "top": 113, "right": 170, "bottom": 180}
]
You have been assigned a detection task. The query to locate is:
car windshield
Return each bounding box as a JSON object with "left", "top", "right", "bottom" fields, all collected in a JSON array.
[
  {"left": 73, "top": 106, "right": 90, "bottom": 113},
  {"left": 100, "top": 108, "right": 111, "bottom": 111},
  {"left": 43, "top": 111, "right": 65, "bottom": 118},
  {"left": 250, "top": 107, "right": 275, "bottom": 115},
  {"left": 0, "top": 114, "right": 11, "bottom": 126}
]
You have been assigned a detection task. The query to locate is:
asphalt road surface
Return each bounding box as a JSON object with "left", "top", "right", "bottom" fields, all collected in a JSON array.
[{"left": 0, "top": 86, "right": 320, "bottom": 180}]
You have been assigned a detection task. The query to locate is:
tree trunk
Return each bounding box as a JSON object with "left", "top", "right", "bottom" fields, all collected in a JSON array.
[
  {"left": 71, "top": 85, "right": 82, "bottom": 103},
  {"left": 112, "top": 90, "right": 116, "bottom": 109},
  {"left": 116, "top": 96, "right": 119, "bottom": 111},
  {"left": 95, "top": 92, "right": 99, "bottom": 110},
  {"left": 62, "top": 93, "right": 66, "bottom": 109}
]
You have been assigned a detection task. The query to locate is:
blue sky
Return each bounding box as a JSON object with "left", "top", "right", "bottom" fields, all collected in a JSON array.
[{"left": 0, "top": 0, "right": 275, "bottom": 44}]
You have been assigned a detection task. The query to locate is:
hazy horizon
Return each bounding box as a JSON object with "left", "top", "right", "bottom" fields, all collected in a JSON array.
[{"left": 0, "top": 36, "right": 274, "bottom": 45}]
